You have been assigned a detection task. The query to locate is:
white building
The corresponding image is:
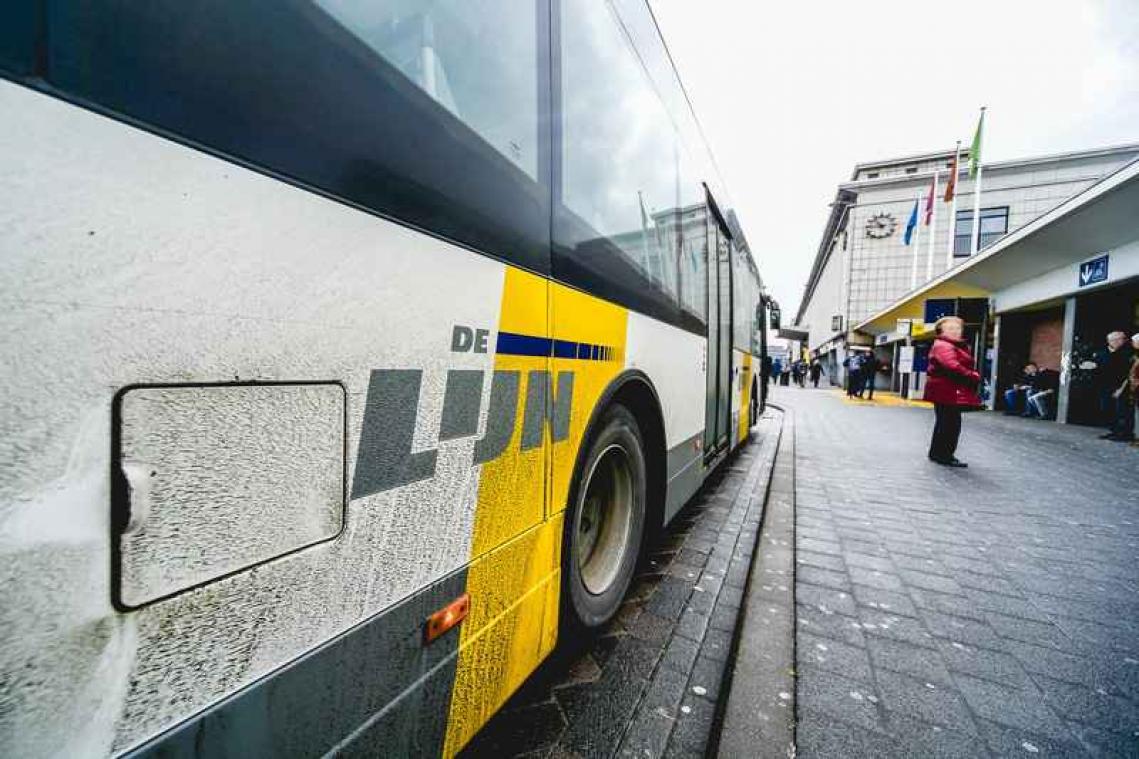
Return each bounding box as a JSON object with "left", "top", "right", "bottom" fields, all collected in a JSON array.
[
  {"left": 856, "top": 156, "right": 1139, "bottom": 425},
  {"left": 794, "top": 142, "right": 1139, "bottom": 385}
]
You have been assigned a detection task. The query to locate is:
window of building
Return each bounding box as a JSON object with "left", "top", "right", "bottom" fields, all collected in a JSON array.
[
  {"left": 954, "top": 207, "right": 1009, "bottom": 256},
  {"left": 905, "top": 167, "right": 917, "bottom": 174},
  {"left": 866, "top": 171, "right": 879, "bottom": 179}
]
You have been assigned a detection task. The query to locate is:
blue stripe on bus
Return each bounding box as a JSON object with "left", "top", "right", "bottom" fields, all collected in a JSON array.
[
  {"left": 495, "top": 332, "right": 614, "bottom": 362},
  {"left": 552, "top": 339, "right": 576, "bottom": 359},
  {"left": 495, "top": 332, "right": 551, "bottom": 358}
]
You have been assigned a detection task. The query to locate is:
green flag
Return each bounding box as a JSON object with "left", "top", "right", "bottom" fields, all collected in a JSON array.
[{"left": 969, "top": 108, "right": 985, "bottom": 178}]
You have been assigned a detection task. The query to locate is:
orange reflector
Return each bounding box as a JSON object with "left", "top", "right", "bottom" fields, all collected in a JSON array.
[{"left": 425, "top": 593, "right": 470, "bottom": 644}]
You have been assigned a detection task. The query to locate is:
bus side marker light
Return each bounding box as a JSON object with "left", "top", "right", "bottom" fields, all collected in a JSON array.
[{"left": 425, "top": 593, "right": 471, "bottom": 644}]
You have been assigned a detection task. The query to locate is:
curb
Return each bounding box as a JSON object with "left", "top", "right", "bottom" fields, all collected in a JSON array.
[{"left": 716, "top": 406, "right": 797, "bottom": 759}]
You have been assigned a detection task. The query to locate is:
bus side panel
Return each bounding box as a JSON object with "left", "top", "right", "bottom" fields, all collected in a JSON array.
[
  {"left": 443, "top": 279, "right": 631, "bottom": 755},
  {"left": 441, "top": 269, "right": 554, "bottom": 755},
  {"left": 0, "top": 82, "right": 513, "bottom": 756},
  {"left": 625, "top": 312, "right": 706, "bottom": 525}
]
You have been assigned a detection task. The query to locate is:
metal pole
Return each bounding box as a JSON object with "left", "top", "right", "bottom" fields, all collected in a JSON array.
[
  {"left": 947, "top": 142, "right": 960, "bottom": 268},
  {"left": 969, "top": 108, "right": 986, "bottom": 256},
  {"left": 926, "top": 169, "right": 939, "bottom": 281},
  {"left": 911, "top": 194, "right": 922, "bottom": 289}
]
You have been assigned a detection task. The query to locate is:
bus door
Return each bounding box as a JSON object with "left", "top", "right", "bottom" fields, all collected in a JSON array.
[{"left": 704, "top": 201, "right": 733, "bottom": 461}]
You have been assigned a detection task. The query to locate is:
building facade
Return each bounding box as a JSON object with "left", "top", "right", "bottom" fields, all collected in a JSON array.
[
  {"left": 855, "top": 156, "right": 1139, "bottom": 426},
  {"left": 794, "top": 143, "right": 1139, "bottom": 384}
]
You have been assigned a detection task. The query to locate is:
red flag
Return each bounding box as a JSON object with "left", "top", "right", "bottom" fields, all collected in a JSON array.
[
  {"left": 923, "top": 174, "right": 935, "bottom": 225},
  {"left": 944, "top": 145, "right": 960, "bottom": 202}
]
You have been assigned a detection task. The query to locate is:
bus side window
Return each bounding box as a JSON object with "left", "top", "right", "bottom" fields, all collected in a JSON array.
[
  {"left": 7, "top": 1, "right": 551, "bottom": 274},
  {"left": 315, "top": 0, "right": 539, "bottom": 181},
  {"left": 554, "top": 0, "right": 681, "bottom": 318}
]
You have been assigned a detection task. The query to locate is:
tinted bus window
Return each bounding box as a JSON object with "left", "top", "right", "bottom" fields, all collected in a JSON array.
[
  {"left": 0, "top": 1, "right": 550, "bottom": 274},
  {"left": 555, "top": 0, "right": 685, "bottom": 327},
  {"left": 316, "top": 0, "right": 540, "bottom": 180}
]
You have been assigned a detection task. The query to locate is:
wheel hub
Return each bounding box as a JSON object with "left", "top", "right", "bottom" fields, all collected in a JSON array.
[{"left": 575, "top": 444, "right": 633, "bottom": 595}]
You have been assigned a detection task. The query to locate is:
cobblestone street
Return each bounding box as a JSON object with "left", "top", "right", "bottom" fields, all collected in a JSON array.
[{"left": 783, "top": 387, "right": 1139, "bottom": 757}]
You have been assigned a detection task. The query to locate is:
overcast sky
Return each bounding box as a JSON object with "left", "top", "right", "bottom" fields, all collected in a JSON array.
[{"left": 650, "top": 0, "right": 1139, "bottom": 317}]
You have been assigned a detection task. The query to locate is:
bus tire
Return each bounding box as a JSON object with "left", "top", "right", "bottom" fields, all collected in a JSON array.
[{"left": 562, "top": 403, "right": 646, "bottom": 631}]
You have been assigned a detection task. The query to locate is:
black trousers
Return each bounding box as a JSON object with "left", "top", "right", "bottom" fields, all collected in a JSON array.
[
  {"left": 1110, "top": 394, "right": 1136, "bottom": 438},
  {"left": 929, "top": 403, "right": 962, "bottom": 460}
]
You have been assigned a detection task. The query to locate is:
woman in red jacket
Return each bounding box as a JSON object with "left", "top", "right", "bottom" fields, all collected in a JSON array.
[{"left": 923, "top": 316, "right": 982, "bottom": 467}]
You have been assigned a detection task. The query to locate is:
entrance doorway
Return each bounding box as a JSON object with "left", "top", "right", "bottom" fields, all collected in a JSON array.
[{"left": 704, "top": 196, "right": 733, "bottom": 462}]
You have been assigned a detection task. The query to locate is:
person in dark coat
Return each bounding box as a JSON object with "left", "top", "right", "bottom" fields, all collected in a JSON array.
[
  {"left": 862, "top": 354, "right": 879, "bottom": 400},
  {"left": 1098, "top": 331, "right": 1135, "bottom": 441},
  {"left": 923, "top": 316, "right": 982, "bottom": 467},
  {"left": 809, "top": 361, "right": 823, "bottom": 388}
]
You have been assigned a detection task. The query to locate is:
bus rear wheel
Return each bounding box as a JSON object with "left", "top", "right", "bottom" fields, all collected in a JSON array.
[{"left": 563, "top": 404, "right": 646, "bottom": 631}]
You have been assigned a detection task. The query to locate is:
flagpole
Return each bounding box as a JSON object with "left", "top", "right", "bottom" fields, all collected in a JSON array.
[
  {"left": 910, "top": 190, "right": 922, "bottom": 289},
  {"left": 969, "top": 107, "right": 986, "bottom": 256},
  {"left": 946, "top": 141, "right": 960, "bottom": 268},
  {"left": 926, "top": 169, "right": 938, "bottom": 280}
]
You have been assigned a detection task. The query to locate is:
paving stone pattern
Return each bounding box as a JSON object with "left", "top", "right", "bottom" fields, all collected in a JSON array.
[
  {"left": 460, "top": 413, "right": 782, "bottom": 758},
  {"left": 780, "top": 388, "right": 1139, "bottom": 758},
  {"left": 717, "top": 408, "right": 796, "bottom": 759}
]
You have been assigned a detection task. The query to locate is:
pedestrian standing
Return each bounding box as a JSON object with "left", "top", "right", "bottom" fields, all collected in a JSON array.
[
  {"left": 923, "top": 316, "right": 981, "bottom": 467},
  {"left": 809, "top": 361, "right": 822, "bottom": 388},
  {"left": 1130, "top": 333, "right": 1139, "bottom": 448},
  {"left": 863, "top": 354, "right": 878, "bottom": 400},
  {"left": 854, "top": 352, "right": 868, "bottom": 399},
  {"left": 1098, "top": 331, "right": 1135, "bottom": 442}
]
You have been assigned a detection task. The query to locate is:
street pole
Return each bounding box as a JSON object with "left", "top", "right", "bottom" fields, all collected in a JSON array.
[
  {"left": 947, "top": 141, "right": 960, "bottom": 268},
  {"left": 910, "top": 192, "right": 922, "bottom": 290},
  {"left": 969, "top": 108, "right": 986, "bottom": 256},
  {"left": 926, "top": 169, "right": 939, "bottom": 281}
]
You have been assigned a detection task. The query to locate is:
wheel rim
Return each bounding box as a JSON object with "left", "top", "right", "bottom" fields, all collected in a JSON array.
[{"left": 575, "top": 443, "right": 634, "bottom": 596}]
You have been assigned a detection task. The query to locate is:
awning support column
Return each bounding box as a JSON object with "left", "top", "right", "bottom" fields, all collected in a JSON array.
[
  {"left": 1057, "top": 296, "right": 1077, "bottom": 424},
  {"left": 986, "top": 314, "right": 1000, "bottom": 410}
]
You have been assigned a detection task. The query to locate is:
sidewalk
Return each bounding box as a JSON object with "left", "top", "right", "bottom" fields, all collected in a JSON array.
[
  {"left": 835, "top": 388, "right": 932, "bottom": 409},
  {"left": 782, "top": 391, "right": 1139, "bottom": 757}
]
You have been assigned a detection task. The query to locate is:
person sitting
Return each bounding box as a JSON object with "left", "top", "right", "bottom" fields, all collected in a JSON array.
[
  {"left": 1003, "top": 363, "right": 1038, "bottom": 415},
  {"left": 1024, "top": 368, "right": 1059, "bottom": 419}
]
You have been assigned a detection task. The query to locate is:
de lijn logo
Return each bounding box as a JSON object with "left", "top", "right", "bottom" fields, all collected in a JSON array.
[{"left": 350, "top": 325, "right": 574, "bottom": 499}]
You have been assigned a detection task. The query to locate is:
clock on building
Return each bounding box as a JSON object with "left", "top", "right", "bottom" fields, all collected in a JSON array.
[{"left": 865, "top": 212, "right": 897, "bottom": 239}]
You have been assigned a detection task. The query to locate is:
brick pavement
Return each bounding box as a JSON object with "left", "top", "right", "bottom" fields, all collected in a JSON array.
[
  {"left": 780, "top": 387, "right": 1139, "bottom": 757},
  {"left": 461, "top": 412, "right": 782, "bottom": 758}
]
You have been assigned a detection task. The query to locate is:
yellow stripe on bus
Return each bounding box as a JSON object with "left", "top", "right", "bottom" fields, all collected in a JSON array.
[
  {"left": 443, "top": 269, "right": 629, "bottom": 756},
  {"left": 549, "top": 282, "right": 628, "bottom": 519},
  {"left": 738, "top": 352, "right": 752, "bottom": 444}
]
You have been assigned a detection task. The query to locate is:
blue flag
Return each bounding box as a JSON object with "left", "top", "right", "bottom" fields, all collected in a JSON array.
[{"left": 903, "top": 197, "right": 919, "bottom": 245}]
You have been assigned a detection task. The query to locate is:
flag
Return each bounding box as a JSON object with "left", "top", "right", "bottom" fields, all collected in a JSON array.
[
  {"left": 903, "top": 197, "right": 919, "bottom": 245},
  {"left": 923, "top": 174, "right": 936, "bottom": 225},
  {"left": 969, "top": 108, "right": 985, "bottom": 178},
  {"left": 944, "top": 142, "right": 960, "bottom": 202}
]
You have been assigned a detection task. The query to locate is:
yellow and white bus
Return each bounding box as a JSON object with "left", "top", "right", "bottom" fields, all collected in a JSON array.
[{"left": 0, "top": 1, "right": 769, "bottom": 756}]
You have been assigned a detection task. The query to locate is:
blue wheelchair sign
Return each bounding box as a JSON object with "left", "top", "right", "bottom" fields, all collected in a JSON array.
[{"left": 1079, "top": 255, "right": 1108, "bottom": 287}]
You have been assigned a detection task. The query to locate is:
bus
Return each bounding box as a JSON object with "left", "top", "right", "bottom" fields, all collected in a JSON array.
[{"left": 0, "top": 1, "right": 769, "bottom": 756}]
